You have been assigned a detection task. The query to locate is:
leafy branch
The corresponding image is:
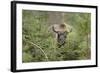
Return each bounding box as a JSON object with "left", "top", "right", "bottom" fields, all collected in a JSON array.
[{"left": 27, "top": 40, "right": 49, "bottom": 61}]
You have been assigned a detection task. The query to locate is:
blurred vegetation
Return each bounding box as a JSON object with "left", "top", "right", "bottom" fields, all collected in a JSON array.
[{"left": 22, "top": 10, "right": 91, "bottom": 62}]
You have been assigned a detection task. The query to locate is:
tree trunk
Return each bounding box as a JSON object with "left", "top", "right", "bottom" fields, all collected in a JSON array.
[{"left": 47, "top": 12, "right": 65, "bottom": 25}]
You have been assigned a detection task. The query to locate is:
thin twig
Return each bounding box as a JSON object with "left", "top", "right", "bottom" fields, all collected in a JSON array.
[{"left": 27, "top": 41, "right": 49, "bottom": 61}]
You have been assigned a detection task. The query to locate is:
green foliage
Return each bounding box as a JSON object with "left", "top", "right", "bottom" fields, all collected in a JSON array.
[{"left": 22, "top": 10, "right": 91, "bottom": 62}]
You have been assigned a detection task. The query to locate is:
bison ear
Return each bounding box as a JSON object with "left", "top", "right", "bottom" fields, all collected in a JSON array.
[
  {"left": 64, "top": 23, "right": 72, "bottom": 33},
  {"left": 52, "top": 24, "right": 59, "bottom": 33}
]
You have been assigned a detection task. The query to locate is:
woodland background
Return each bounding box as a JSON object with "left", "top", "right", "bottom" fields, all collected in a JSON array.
[{"left": 22, "top": 10, "right": 91, "bottom": 62}]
